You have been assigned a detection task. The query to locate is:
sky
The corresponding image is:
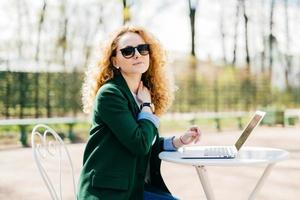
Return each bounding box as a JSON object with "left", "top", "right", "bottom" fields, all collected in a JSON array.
[
  {"left": 132, "top": 0, "right": 300, "bottom": 60},
  {"left": 1, "top": 0, "right": 300, "bottom": 57}
]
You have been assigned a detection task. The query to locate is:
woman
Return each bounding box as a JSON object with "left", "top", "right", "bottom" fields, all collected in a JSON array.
[{"left": 77, "top": 25, "right": 201, "bottom": 200}]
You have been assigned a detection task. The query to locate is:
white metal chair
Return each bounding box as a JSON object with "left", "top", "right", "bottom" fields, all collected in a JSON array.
[{"left": 31, "top": 124, "right": 76, "bottom": 200}]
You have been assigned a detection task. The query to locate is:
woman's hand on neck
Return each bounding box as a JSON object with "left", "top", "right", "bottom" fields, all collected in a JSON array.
[{"left": 121, "top": 72, "right": 142, "bottom": 94}]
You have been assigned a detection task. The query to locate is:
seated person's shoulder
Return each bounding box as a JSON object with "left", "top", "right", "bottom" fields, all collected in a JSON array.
[{"left": 97, "top": 83, "right": 123, "bottom": 99}]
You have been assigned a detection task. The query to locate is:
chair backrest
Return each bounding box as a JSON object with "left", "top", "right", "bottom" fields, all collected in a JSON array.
[{"left": 31, "top": 124, "right": 76, "bottom": 200}]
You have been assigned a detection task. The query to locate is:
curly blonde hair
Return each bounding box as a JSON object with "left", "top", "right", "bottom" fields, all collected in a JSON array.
[{"left": 82, "top": 25, "right": 174, "bottom": 116}]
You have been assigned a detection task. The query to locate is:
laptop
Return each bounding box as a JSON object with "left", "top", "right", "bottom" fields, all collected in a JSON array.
[{"left": 180, "top": 110, "right": 266, "bottom": 159}]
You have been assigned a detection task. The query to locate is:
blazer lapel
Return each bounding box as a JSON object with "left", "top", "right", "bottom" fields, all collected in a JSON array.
[{"left": 111, "top": 74, "right": 140, "bottom": 117}]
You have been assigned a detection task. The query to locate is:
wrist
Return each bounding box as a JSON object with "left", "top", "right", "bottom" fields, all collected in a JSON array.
[
  {"left": 179, "top": 135, "right": 189, "bottom": 145},
  {"left": 172, "top": 137, "right": 183, "bottom": 149},
  {"left": 140, "top": 102, "right": 155, "bottom": 113},
  {"left": 141, "top": 106, "right": 152, "bottom": 113}
]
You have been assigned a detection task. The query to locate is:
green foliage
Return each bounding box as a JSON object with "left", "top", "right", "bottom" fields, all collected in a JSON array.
[
  {"left": 0, "top": 71, "right": 83, "bottom": 118},
  {"left": 171, "top": 64, "right": 300, "bottom": 112},
  {"left": 0, "top": 66, "right": 299, "bottom": 119}
]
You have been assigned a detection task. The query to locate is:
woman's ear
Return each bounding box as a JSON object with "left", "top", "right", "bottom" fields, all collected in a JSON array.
[
  {"left": 111, "top": 56, "right": 116, "bottom": 66},
  {"left": 111, "top": 56, "right": 119, "bottom": 69}
]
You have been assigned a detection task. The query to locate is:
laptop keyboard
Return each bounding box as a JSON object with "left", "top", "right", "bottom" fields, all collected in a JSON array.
[{"left": 204, "top": 147, "right": 235, "bottom": 157}]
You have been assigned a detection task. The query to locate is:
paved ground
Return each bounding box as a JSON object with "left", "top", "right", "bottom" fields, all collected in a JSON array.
[{"left": 0, "top": 125, "right": 299, "bottom": 200}]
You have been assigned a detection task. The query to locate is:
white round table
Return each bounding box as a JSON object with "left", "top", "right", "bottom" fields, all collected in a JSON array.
[{"left": 159, "top": 146, "right": 289, "bottom": 200}]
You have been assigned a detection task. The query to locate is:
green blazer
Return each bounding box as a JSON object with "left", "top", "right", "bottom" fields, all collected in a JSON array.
[{"left": 77, "top": 73, "right": 170, "bottom": 200}]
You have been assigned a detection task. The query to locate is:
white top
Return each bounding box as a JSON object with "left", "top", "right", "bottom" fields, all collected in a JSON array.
[
  {"left": 131, "top": 91, "right": 143, "bottom": 108},
  {"left": 159, "top": 146, "right": 289, "bottom": 166}
]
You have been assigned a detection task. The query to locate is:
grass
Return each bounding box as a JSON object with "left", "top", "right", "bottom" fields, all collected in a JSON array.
[{"left": 0, "top": 123, "right": 91, "bottom": 146}]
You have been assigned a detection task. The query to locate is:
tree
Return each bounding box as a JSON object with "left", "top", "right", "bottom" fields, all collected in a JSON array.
[
  {"left": 219, "top": 0, "right": 227, "bottom": 64},
  {"left": 56, "top": 0, "right": 69, "bottom": 115},
  {"left": 34, "top": 0, "right": 47, "bottom": 118},
  {"left": 232, "top": 0, "right": 241, "bottom": 66},
  {"left": 232, "top": 0, "right": 251, "bottom": 71},
  {"left": 241, "top": 0, "right": 251, "bottom": 73},
  {"left": 284, "top": 0, "right": 292, "bottom": 90},
  {"left": 187, "top": 0, "right": 199, "bottom": 111},
  {"left": 258, "top": 1, "right": 267, "bottom": 73},
  {"left": 4, "top": 62, "right": 11, "bottom": 118},
  {"left": 16, "top": 0, "right": 26, "bottom": 119},
  {"left": 122, "top": 0, "right": 131, "bottom": 24},
  {"left": 268, "top": 0, "right": 276, "bottom": 81}
]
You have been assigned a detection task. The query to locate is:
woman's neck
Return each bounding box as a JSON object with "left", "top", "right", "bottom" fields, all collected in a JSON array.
[{"left": 121, "top": 72, "right": 141, "bottom": 94}]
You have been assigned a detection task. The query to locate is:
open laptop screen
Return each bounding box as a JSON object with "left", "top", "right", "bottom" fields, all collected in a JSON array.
[{"left": 235, "top": 111, "right": 266, "bottom": 151}]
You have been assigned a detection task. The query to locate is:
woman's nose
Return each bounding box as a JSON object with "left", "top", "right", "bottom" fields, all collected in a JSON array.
[{"left": 134, "top": 48, "right": 141, "bottom": 59}]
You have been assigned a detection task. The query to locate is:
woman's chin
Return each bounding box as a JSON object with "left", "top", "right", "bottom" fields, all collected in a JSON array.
[{"left": 134, "top": 66, "right": 149, "bottom": 74}]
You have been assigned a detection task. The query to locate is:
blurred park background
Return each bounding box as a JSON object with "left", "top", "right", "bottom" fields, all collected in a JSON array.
[
  {"left": 0, "top": 0, "right": 300, "bottom": 199},
  {"left": 1, "top": 0, "right": 300, "bottom": 146}
]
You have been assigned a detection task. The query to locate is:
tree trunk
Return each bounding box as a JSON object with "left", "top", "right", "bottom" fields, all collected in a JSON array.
[
  {"left": 18, "top": 73, "right": 26, "bottom": 119},
  {"left": 5, "top": 70, "right": 11, "bottom": 119},
  {"left": 71, "top": 69, "right": 78, "bottom": 117},
  {"left": 261, "top": 37, "right": 266, "bottom": 73},
  {"left": 284, "top": 0, "right": 292, "bottom": 90},
  {"left": 46, "top": 71, "right": 51, "bottom": 117},
  {"left": 219, "top": 0, "right": 227, "bottom": 64},
  {"left": 188, "top": 0, "right": 198, "bottom": 111},
  {"left": 34, "top": 0, "right": 47, "bottom": 118},
  {"left": 188, "top": 0, "right": 196, "bottom": 57},
  {"left": 16, "top": 0, "right": 25, "bottom": 119},
  {"left": 123, "top": 0, "right": 131, "bottom": 24},
  {"left": 258, "top": 0, "right": 266, "bottom": 73},
  {"left": 232, "top": 0, "right": 241, "bottom": 66},
  {"left": 57, "top": 0, "right": 69, "bottom": 116},
  {"left": 268, "top": 0, "right": 275, "bottom": 81},
  {"left": 241, "top": 0, "right": 251, "bottom": 73},
  {"left": 61, "top": 19, "right": 68, "bottom": 115}
]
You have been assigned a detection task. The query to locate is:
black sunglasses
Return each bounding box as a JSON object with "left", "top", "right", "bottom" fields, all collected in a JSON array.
[{"left": 118, "top": 44, "right": 150, "bottom": 59}]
